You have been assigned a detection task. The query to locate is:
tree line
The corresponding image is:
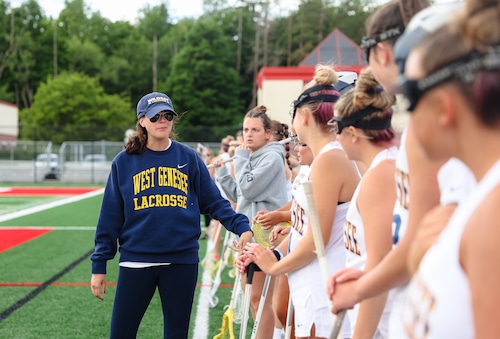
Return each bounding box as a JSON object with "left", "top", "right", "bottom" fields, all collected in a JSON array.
[{"left": 0, "top": 0, "right": 376, "bottom": 143}]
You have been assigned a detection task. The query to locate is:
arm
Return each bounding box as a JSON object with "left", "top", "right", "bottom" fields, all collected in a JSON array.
[
  {"left": 358, "top": 122, "right": 442, "bottom": 294},
  {"left": 255, "top": 200, "right": 292, "bottom": 228},
  {"left": 235, "top": 149, "right": 285, "bottom": 202},
  {"left": 90, "top": 162, "right": 123, "bottom": 300},
  {"left": 214, "top": 165, "right": 238, "bottom": 203},
  {"left": 407, "top": 204, "right": 456, "bottom": 275},
  {"left": 198, "top": 156, "right": 251, "bottom": 238},
  {"left": 352, "top": 161, "right": 396, "bottom": 339},
  {"left": 330, "top": 123, "right": 443, "bottom": 311},
  {"left": 258, "top": 151, "right": 345, "bottom": 276},
  {"left": 91, "top": 162, "right": 123, "bottom": 275}
]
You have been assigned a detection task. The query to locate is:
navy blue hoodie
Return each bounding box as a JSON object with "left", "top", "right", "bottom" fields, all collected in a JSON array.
[{"left": 91, "top": 141, "right": 250, "bottom": 274}]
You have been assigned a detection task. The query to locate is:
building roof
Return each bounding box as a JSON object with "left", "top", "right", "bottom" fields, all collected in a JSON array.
[{"left": 299, "top": 28, "right": 367, "bottom": 66}]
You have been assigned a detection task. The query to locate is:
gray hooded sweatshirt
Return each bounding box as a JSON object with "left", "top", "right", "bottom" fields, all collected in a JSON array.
[{"left": 215, "top": 141, "right": 289, "bottom": 221}]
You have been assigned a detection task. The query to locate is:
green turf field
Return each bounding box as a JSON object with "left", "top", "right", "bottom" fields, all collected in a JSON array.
[{"left": 0, "top": 187, "right": 252, "bottom": 338}]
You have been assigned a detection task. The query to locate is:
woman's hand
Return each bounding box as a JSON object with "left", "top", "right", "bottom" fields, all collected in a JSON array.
[
  {"left": 255, "top": 210, "right": 281, "bottom": 229},
  {"left": 235, "top": 250, "right": 254, "bottom": 274},
  {"left": 233, "top": 230, "right": 253, "bottom": 252},
  {"left": 210, "top": 156, "right": 224, "bottom": 168},
  {"left": 243, "top": 242, "right": 278, "bottom": 275},
  {"left": 90, "top": 273, "right": 107, "bottom": 300},
  {"left": 270, "top": 225, "right": 290, "bottom": 247}
]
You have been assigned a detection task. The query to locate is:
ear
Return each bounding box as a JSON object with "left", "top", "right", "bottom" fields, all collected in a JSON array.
[
  {"left": 376, "top": 42, "right": 393, "bottom": 66},
  {"left": 265, "top": 129, "right": 272, "bottom": 140},
  {"left": 300, "top": 107, "right": 311, "bottom": 126},
  {"left": 348, "top": 127, "right": 360, "bottom": 143},
  {"left": 435, "top": 88, "right": 456, "bottom": 129}
]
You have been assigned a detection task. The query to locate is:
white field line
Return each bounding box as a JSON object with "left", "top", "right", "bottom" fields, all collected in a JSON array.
[
  {"left": 192, "top": 239, "right": 213, "bottom": 339},
  {"left": 1, "top": 187, "right": 210, "bottom": 337},
  {"left": 0, "top": 188, "right": 104, "bottom": 223},
  {"left": 0, "top": 226, "right": 96, "bottom": 230}
]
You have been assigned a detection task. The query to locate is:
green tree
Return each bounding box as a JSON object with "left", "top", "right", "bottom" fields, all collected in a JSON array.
[
  {"left": 162, "top": 17, "right": 244, "bottom": 141},
  {"left": 20, "top": 72, "right": 135, "bottom": 143}
]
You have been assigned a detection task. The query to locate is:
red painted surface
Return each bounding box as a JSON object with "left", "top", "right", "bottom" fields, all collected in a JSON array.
[
  {"left": 0, "top": 187, "right": 100, "bottom": 196},
  {"left": 0, "top": 228, "right": 53, "bottom": 252}
]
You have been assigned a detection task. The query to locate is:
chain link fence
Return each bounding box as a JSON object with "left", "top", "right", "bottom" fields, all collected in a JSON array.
[{"left": 0, "top": 124, "right": 240, "bottom": 184}]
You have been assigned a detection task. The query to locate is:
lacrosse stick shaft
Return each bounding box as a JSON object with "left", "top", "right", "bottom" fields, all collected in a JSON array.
[
  {"left": 284, "top": 294, "right": 294, "bottom": 339},
  {"left": 209, "top": 230, "right": 233, "bottom": 305},
  {"left": 329, "top": 309, "right": 346, "bottom": 339},
  {"left": 302, "top": 181, "right": 345, "bottom": 339},
  {"left": 213, "top": 271, "right": 241, "bottom": 339},
  {"left": 207, "top": 136, "right": 295, "bottom": 169},
  {"left": 250, "top": 274, "right": 272, "bottom": 339},
  {"left": 239, "top": 263, "right": 256, "bottom": 339}
]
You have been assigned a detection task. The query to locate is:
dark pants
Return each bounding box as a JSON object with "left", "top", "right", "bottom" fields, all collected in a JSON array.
[{"left": 110, "top": 264, "right": 198, "bottom": 339}]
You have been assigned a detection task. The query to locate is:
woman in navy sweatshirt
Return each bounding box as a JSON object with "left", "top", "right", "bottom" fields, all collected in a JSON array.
[{"left": 90, "top": 92, "right": 253, "bottom": 339}]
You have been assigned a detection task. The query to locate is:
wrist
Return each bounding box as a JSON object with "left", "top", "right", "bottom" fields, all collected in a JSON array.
[{"left": 272, "top": 248, "right": 283, "bottom": 261}]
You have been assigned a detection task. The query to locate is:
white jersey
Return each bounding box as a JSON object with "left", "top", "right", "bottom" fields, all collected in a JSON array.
[
  {"left": 344, "top": 146, "right": 398, "bottom": 337},
  {"left": 403, "top": 159, "right": 500, "bottom": 338},
  {"left": 286, "top": 176, "right": 293, "bottom": 201},
  {"left": 288, "top": 141, "right": 351, "bottom": 338},
  {"left": 437, "top": 157, "right": 475, "bottom": 206},
  {"left": 389, "top": 135, "right": 476, "bottom": 338},
  {"left": 389, "top": 128, "right": 411, "bottom": 338}
]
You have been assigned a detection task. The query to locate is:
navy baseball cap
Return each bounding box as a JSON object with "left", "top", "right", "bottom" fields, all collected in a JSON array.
[
  {"left": 394, "top": 2, "right": 463, "bottom": 79},
  {"left": 136, "top": 92, "right": 177, "bottom": 120}
]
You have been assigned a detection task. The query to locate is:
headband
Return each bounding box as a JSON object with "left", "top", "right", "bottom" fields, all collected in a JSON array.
[
  {"left": 329, "top": 106, "right": 392, "bottom": 134},
  {"left": 416, "top": 46, "right": 500, "bottom": 91},
  {"left": 360, "top": 27, "right": 405, "bottom": 51},
  {"left": 291, "top": 85, "right": 340, "bottom": 118}
]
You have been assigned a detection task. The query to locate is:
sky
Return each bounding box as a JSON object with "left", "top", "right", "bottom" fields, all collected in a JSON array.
[
  {"left": 9, "top": 0, "right": 204, "bottom": 22},
  {"left": 9, "top": 0, "right": 301, "bottom": 23}
]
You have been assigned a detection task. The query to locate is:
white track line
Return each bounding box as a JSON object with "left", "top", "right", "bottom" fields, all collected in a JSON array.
[
  {"left": 0, "top": 188, "right": 104, "bottom": 223},
  {"left": 192, "top": 238, "right": 214, "bottom": 339}
]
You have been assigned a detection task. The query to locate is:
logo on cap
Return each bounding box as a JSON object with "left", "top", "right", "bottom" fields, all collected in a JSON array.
[{"left": 147, "top": 96, "right": 170, "bottom": 105}]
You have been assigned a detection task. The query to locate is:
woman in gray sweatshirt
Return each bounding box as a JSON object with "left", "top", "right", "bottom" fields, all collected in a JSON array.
[{"left": 214, "top": 105, "right": 289, "bottom": 339}]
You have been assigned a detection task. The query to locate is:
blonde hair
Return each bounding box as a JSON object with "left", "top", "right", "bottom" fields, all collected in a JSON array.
[
  {"left": 298, "top": 64, "right": 340, "bottom": 129},
  {"left": 304, "top": 64, "right": 338, "bottom": 90},
  {"left": 335, "top": 68, "right": 395, "bottom": 142}
]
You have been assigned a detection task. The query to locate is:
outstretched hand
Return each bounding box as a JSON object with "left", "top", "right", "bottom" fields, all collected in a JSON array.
[{"left": 231, "top": 230, "right": 253, "bottom": 253}]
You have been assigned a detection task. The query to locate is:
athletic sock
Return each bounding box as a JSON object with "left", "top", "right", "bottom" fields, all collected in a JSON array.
[{"left": 273, "top": 327, "right": 284, "bottom": 339}]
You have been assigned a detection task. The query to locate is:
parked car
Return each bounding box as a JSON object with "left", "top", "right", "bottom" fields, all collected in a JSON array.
[
  {"left": 35, "top": 153, "right": 61, "bottom": 179},
  {"left": 83, "top": 154, "right": 107, "bottom": 163}
]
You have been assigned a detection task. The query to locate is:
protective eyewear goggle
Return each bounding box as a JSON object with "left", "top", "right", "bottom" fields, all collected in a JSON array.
[
  {"left": 397, "top": 47, "right": 500, "bottom": 112},
  {"left": 289, "top": 134, "right": 306, "bottom": 146}
]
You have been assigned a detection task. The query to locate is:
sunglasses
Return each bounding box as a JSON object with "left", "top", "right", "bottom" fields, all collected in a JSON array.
[{"left": 149, "top": 111, "right": 174, "bottom": 123}]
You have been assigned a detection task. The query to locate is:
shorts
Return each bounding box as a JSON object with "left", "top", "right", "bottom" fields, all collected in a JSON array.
[{"left": 293, "top": 295, "right": 351, "bottom": 338}]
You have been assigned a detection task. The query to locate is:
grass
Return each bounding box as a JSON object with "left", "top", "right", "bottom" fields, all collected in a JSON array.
[{"left": 0, "top": 188, "right": 253, "bottom": 339}]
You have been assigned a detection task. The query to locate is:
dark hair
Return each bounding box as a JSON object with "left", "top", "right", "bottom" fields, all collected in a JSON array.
[
  {"left": 124, "top": 118, "right": 179, "bottom": 154},
  {"left": 244, "top": 105, "right": 272, "bottom": 131},
  {"left": 415, "top": 0, "right": 500, "bottom": 125},
  {"left": 270, "top": 120, "right": 293, "bottom": 171},
  {"left": 365, "top": 0, "right": 430, "bottom": 46}
]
